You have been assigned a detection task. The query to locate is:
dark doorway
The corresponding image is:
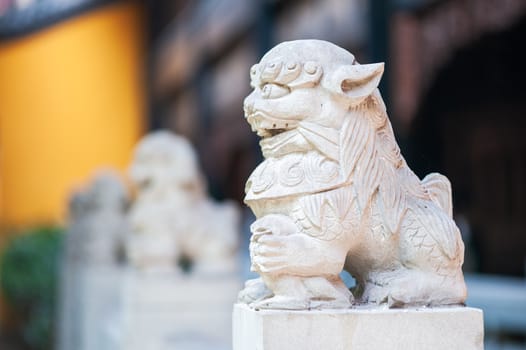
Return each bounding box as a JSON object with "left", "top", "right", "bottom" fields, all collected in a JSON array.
[{"left": 407, "top": 16, "right": 526, "bottom": 276}]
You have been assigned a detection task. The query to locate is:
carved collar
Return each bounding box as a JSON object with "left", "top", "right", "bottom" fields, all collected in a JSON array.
[{"left": 246, "top": 122, "right": 347, "bottom": 202}]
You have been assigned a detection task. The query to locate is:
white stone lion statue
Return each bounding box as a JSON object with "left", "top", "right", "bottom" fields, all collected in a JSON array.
[
  {"left": 239, "top": 40, "right": 467, "bottom": 309},
  {"left": 125, "top": 131, "right": 240, "bottom": 274},
  {"left": 67, "top": 171, "right": 129, "bottom": 265}
]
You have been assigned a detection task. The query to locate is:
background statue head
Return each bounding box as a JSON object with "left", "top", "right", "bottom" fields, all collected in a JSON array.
[{"left": 129, "top": 131, "right": 204, "bottom": 197}]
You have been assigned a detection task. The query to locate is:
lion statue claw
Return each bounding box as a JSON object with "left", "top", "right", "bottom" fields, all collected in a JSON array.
[{"left": 239, "top": 40, "right": 467, "bottom": 309}]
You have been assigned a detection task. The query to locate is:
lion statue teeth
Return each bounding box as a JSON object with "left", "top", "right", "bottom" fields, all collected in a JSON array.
[{"left": 239, "top": 40, "right": 467, "bottom": 310}]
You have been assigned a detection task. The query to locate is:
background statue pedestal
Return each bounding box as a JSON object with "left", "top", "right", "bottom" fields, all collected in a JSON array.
[
  {"left": 57, "top": 264, "right": 125, "bottom": 350},
  {"left": 233, "top": 303, "right": 484, "bottom": 350},
  {"left": 107, "top": 270, "right": 240, "bottom": 350}
]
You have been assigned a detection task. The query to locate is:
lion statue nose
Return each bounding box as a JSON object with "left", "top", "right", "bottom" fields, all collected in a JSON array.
[{"left": 243, "top": 94, "right": 255, "bottom": 118}]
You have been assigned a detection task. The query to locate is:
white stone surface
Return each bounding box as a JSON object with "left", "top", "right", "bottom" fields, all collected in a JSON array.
[
  {"left": 125, "top": 131, "right": 240, "bottom": 275},
  {"left": 59, "top": 134, "right": 243, "bottom": 350},
  {"left": 108, "top": 270, "right": 241, "bottom": 350},
  {"left": 57, "top": 264, "right": 125, "bottom": 350},
  {"left": 240, "top": 39, "right": 467, "bottom": 309},
  {"left": 58, "top": 171, "right": 129, "bottom": 350},
  {"left": 233, "top": 303, "right": 484, "bottom": 350},
  {"left": 65, "top": 171, "right": 128, "bottom": 265}
]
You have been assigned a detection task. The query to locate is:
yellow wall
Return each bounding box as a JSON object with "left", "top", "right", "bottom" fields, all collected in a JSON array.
[{"left": 0, "top": 2, "right": 146, "bottom": 228}]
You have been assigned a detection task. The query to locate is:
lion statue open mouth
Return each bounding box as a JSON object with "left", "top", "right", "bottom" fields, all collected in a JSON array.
[{"left": 239, "top": 40, "right": 466, "bottom": 310}]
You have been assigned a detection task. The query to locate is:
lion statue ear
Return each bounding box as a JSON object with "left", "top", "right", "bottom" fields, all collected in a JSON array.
[{"left": 327, "top": 63, "right": 384, "bottom": 105}]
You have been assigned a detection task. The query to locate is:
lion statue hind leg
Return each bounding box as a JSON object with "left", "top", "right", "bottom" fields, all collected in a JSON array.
[{"left": 360, "top": 268, "right": 467, "bottom": 307}]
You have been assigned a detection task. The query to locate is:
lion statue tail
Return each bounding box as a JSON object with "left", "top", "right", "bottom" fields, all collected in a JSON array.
[{"left": 421, "top": 173, "right": 453, "bottom": 218}]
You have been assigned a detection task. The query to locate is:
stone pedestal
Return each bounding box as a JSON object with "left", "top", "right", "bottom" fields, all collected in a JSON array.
[
  {"left": 57, "top": 264, "right": 125, "bottom": 350},
  {"left": 108, "top": 270, "right": 241, "bottom": 350},
  {"left": 233, "top": 303, "right": 484, "bottom": 350}
]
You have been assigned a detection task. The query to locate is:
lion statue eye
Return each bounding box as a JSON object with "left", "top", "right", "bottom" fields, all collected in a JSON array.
[{"left": 261, "top": 83, "right": 290, "bottom": 99}]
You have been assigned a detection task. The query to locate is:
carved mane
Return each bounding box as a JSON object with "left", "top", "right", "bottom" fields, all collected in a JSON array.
[{"left": 340, "top": 90, "right": 427, "bottom": 234}]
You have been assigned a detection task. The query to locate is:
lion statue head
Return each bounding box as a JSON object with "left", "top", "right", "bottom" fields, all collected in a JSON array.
[
  {"left": 129, "top": 131, "right": 206, "bottom": 201},
  {"left": 243, "top": 40, "right": 417, "bottom": 220},
  {"left": 244, "top": 40, "right": 384, "bottom": 137}
]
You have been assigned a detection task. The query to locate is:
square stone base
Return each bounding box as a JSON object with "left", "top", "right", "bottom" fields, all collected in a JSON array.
[
  {"left": 110, "top": 270, "right": 241, "bottom": 350},
  {"left": 233, "top": 303, "right": 484, "bottom": 350},
  {"left": 57, "top": 264, "right": 125, "bottom": 350}
]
